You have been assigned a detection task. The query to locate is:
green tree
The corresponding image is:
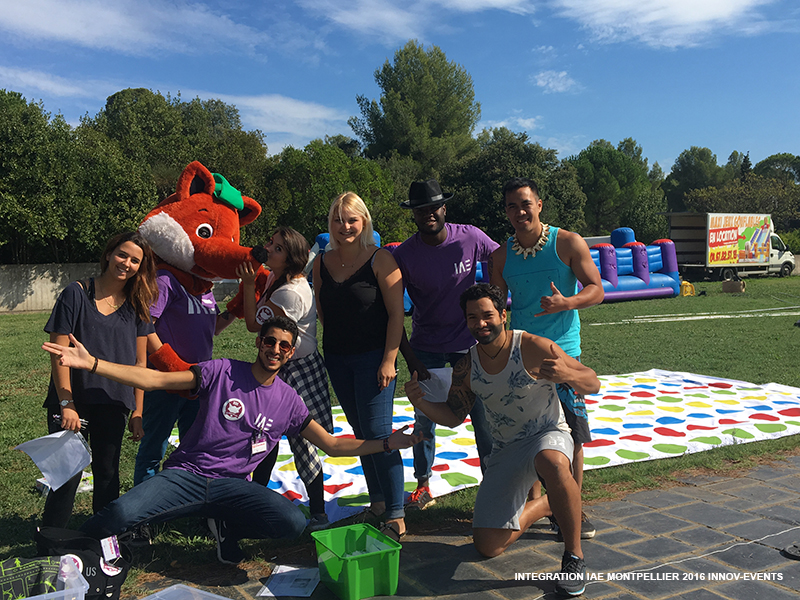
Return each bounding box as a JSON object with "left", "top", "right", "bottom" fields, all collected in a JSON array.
[
  {"left": 754, "top": 153, "right": 800, "bottom": 184},
  {"left": 349, "top": 40, "right": 480, "bottom": 178},
  {"left": 620, "top": 189, "right": 669, "bottom": 244},
  {"left": 443, "top": 127, "right": 586, "bottom": 242},
  {"left": 567, "top": 139, "right": 651, "bottom": 235},
  {"left": 663, "top": 146, "right": 724, "bottom": 212}
]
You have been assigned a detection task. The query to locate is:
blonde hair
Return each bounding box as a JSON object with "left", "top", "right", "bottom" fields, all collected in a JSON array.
[{"left": 327, "top": 192, "right": 376, "bottom": 250}]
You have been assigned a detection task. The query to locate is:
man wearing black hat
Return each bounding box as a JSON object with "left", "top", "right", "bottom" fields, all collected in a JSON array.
[{"left": 393, "top": 179, "right": 499, "bottom": 510}]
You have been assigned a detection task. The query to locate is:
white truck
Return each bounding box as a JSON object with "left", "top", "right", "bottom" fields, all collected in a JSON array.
[{"left": 667, "top": 212, "right": 795, "bottom": 281}]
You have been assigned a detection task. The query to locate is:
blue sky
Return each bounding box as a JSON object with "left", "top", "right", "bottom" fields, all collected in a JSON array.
[{"left": 1, "top": 0, "right": 798, "bottom": 172}]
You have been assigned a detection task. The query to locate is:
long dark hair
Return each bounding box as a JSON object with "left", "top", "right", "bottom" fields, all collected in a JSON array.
[
  {"left": 264, "top": 227, "right": 310, "bottom": 299},
  {"left": 100, "top": 231, "right": 158, "bottom": 323}
]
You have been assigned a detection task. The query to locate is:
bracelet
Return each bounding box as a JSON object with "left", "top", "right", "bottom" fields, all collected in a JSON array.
[
  {"left": 90, "top": 356, "right": 99, "bottom": 374},
  {"left": 383, "top": 438, "right": 392, "bottom": 454}
]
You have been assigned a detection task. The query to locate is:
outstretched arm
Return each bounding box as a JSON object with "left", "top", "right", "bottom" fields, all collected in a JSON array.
[
  {"left": 301, "top": 419, "right": 423, "bottom": 456},
  {"left": 43, "top": 334, "right": 197, "bottom": 392}
]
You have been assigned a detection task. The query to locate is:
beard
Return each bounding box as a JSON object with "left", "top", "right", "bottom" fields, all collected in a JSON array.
[{"left": 472, "top": 321, "right": 504, "bottom": 346}]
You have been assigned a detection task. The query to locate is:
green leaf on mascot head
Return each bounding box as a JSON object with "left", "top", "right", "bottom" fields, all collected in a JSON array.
[{"left": 212, "top": 173, "right": 244, "bottom": 210}]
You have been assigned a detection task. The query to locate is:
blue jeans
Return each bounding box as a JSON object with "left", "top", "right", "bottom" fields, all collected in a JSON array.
[
  {"left": 412, "top": 348, "right": 493, "bottom": 480},
  {"left": 133, "top": 390, "right": 199, "bottom": 485},
  {"left": 80, "top": 468, "right": 306, "bottom": 542},
  {"left": 325, "top": 349, "right": 404, "bottom": 520}
]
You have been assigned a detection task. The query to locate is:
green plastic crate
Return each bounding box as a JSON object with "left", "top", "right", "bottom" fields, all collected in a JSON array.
[{"left": 311, "top": 523, "right": 401, "bottom": 600}]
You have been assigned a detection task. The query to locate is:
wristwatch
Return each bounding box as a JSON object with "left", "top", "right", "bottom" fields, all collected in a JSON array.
[{"left": 60, "top": 399, "right": 73, "bottom": 407}]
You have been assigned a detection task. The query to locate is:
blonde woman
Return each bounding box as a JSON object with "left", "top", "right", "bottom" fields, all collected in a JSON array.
[{"left": 312, "top": 192, "right": 407, "bottom": 540}]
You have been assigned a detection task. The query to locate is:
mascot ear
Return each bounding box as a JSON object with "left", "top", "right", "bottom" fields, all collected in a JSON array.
[
  {"left": 176, "top": 161, "right": 215, "bottom": 199},
  {"left": 239, "top": 195, "right": 262, "bottom": 226}
]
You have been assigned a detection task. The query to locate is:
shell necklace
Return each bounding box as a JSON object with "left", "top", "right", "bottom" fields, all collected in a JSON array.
[{"left": 511, "top": 224, "right": 550, "bottom": 260}]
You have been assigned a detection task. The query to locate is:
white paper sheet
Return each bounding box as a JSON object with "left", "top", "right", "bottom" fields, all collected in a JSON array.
[
  {"left": 258, "top": 565, "right": 319, "bottom": 597},
  {"left": 16, "top": 430, "right": 91, "bottom": 491},
  {"left": 417, "top": 367, "right": 452, "bottom": 403}
]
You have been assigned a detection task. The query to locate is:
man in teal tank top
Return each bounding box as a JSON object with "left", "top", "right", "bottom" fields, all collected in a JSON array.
[{"left": 489, "top": 177, "right": 604, "bottom": 540}]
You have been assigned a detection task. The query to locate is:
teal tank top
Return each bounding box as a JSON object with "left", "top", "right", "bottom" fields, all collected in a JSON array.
[{"left": 503, "top": 226, "right": 581, "bottom": 357}]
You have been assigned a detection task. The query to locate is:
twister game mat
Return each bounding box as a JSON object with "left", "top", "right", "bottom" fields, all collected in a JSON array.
[{"left": 176, "top": 370, "right": 800, "bottom": 523}]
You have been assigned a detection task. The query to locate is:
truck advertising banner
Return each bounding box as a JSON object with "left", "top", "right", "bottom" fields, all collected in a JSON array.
[{"left": 707, "top": 213, "right": 772, "bottom": 266}]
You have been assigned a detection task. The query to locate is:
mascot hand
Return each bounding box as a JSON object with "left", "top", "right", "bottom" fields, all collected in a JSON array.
[
  {"left": 148, "top": 343, "right": 197, "bottom": 398},
  {"left": 226, "top": 265, "right": 270, "bottom": 318}
]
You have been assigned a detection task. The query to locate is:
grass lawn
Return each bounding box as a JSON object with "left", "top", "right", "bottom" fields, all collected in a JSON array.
[{"left": 1, "top": 275, "right": 799, "bottom": 589}]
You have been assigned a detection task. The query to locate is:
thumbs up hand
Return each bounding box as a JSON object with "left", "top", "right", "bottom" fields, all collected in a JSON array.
[
  {"left": 404, "top": 371, "right": 426, "bottom": 406},
  {"left": 535, "top": 282, "right": 567, "bottom": 317},
  {"left": 535, "top": 343, "right": 570, "bottom": 384}
]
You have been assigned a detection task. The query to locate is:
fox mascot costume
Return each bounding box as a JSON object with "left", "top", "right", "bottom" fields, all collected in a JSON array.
[{"left": 132, "top": 161, "right": 269, "bottom": 490}]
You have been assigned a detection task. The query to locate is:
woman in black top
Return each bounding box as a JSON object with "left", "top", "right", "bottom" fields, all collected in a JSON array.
[
  {"left": 43, "top": 231, "right": 157, "bottom": 527},
  {"left": 313, "top": 192, "right": 407, "bottom": 540}
]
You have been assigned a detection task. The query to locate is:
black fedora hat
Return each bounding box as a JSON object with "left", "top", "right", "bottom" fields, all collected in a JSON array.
[{"left": 400, "top": 179, "right": 454, "bottom": 209}]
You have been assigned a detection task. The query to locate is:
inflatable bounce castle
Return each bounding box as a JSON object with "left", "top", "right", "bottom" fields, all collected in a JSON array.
[{"left": 589, "top": 227, "right": 680, "bottom": 302}]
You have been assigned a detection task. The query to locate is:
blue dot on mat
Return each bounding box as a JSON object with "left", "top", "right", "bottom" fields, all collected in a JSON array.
[
  {"left": 346, "top": 466, "right": 364, "bottom": 475},
  {"left": 592, "top": 428, "right": 619, "bottom": 435},
  {"left": 661, "top": 382, "right": 682, "bottom": 387},
  {"left": 656, "top": 417, "right": 685, "bottom": 424},
  {"left": 747, "top": 405, "right": 772, "bottom": 411},
  {"left": 774, "top": 400, "right": 800, "bottom": 405},
  {"left": 333, "top": 427, "right": 343, "bottom": 434},
  {"left": 393, "top": 416, "right": 414, "bottom": 422},
  {"left": 633, "top": 384, "right": 656, "bottom": 389},
  {"left": 267, "top": 480, "right": 282, "bottom": 490},
  {"left": 402, "top": 458, "right": 414, "bottom": 467},
  {"left": 623, "top": 423, "right": 652, "bottom": 429},
  {"left": 438, "top": 452, "right": 468, "bottom": 460},
  {"left": 687, "top": 413, "right": 713, "bottom": 419},
  {"left": 716, "top": 409, "right": 743, "bottom": 414}
]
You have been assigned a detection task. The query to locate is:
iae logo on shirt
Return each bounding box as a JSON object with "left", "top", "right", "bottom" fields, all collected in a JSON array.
[
  {"left": 454, "top": 258, "right": 472, "bottom": 275},
  {"left": 222, "top": 398, "right": 246, "bottom": 421}
]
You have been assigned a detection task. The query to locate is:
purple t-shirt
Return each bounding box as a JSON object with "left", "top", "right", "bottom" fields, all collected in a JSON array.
[
  {"left": 151, "top": 270, "right": 218, "bottom": 363},
  {"left": 164, "top": 359, "right": 310, "bottom": 479},
  {"left": 393, "top": 223, "right": 499, "bottom": 353}
]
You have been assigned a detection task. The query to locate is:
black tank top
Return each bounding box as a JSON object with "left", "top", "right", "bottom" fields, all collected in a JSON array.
[{"left": 319, "top": 249, "right": 389, "bottom": 355}]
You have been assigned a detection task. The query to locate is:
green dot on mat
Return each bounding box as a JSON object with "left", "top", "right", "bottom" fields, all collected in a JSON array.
[
  {"left": 755, "top": 423, "right": 787, "bottom": 433},
  {"left": 277, "top": 454, "right": 293, "bottom": 462},
  {"left": 629, "top": 400, "right": 654, "bottom": 405},
  {"left": 337, "top": 493, "right": 371, "bottom": 507},
  {"left": 317, "top": 448, "right": 327, "bottom": 456},
  {"left": 465, "top": 424, "right": 474, "bottom": 432},
  {"left": 331, "top": 407, "right": 344, "bottom": 413},
  {"left": 435, "top": 429, "right": 457, "bottom": 437},
  {"left": 711, "top": 390, "right": 736, "bottom": 395},
  {"left": 404, "top": 482, "right": 418, "bottom": 492},
  {"left": 786, "top": 421, "right": 800, "bottom": 426},
  {"left": 615, "top": 449, "right": 650, "bottom": 460},
  {"left": 599, "top": 404, "right": 625, "bottom": 411},
  {"left": 395, "top": 399, "right": 410, "bottom": 406},
  {"left": 441, "top": 473, "right": 479, "bottom": 486},
  {"left": 656, "top": 396, "right": 682, "bottom": 403},
  {"left": 584, "top": 456, "right": 611, "bottom": 466},
  {"left": 722, "top": 428, "right": 755, "bottom": 439},
  {"left": 170, "top": 428, "right": 179, "bottom": 436},
  {"left": 687, "top": 393, "right": 709, "bottom": 398},
  {"left": 653, "top": 444, "right": 687, "bottom": 454},
  {"left": 690, "top": 436, "right": 722, "bottom": 445}
]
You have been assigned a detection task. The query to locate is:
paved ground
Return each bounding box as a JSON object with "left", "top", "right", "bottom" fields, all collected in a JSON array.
[{"left": 134, "top": 457, "right": 800, "bottom": 600}]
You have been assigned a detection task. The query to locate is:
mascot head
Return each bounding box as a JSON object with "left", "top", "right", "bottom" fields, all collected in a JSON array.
[{"left": 139, "top": 161, "right": 266, "bottom": 292}]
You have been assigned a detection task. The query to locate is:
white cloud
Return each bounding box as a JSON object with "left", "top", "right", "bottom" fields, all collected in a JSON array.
[
  {"left": 0, "top": 66, "right": 118, "bottom": 98},
  {"left": 0, "top": 0, "right": 267, "bottom": 55},
  {"left": 533, "top": 70, "right": 580, "bottom": 93},
  {"left": 480, "top": 114, "right": 541, "bottom": 131},
  {"left": 550, "top": 0, "right": 778, "bottom": 48}
]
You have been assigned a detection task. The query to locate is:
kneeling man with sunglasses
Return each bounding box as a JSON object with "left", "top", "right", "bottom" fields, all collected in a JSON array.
[{"left": 43, "top": 316, "right": 421, "bottom": 564}]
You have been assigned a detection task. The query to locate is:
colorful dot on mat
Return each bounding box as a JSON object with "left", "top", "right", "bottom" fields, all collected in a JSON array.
[
  {"left": 657, "top": 406, "right": 684, "bottom": 413},
  {"left": 742, "top": 396, "right": 767, "bottom": 401},
  {"left": 623, "top": 423, "right": 652, "bottom": 429},
  {"left": 438, "top": 452, "right": 469, "bottom": 460},
  {"left": 661, "top": 382, "right": 682, "bottom": 387},
  {"left": 609, "top": 382, "right": 629, "bottom": 387},
  {"left": 687, "top": 424, "right": 717, "bottom": 431},
  {"left": 657, "top": 396, "right": 683, "bottom": 403},
  {"left": 687, "top": 393, "right": 710, "bottom": 398},
  {"left": 711, "top": 390, "right": 736, "bottom": 395},
  {"left": 687, "top": 413, "right": 714, "bottom": 419},
  {"left": 584, "top": 456, "right": 611, "bottom": 466},
  {"left": 466, "top": 425, "right": 474, "bottom": 432},
  {"left": 345, "top": 466, "right": 364, "bottom": 475},
  {"left": 719, "top": 418, "right": 745, "bottom": 424},
  {"left": 451, "top": 437, "right": 477, "bottom": 446},
  {"left": 325, "top": 456, "right": 358, "bottom": 465},
  {"left": 336, "top": 493, "right": 370, "bottom": 507},
  {"left": 441, "top": 473, "right": 479, "bottom": 486},
  {"left": 656, "top": 417, "right": 685, "bottom": 424},
  {"left": 282, "top": 490, "right": 303, "bottom": 501},
  {"left": 654, "top": 427, "right": 685, "bottom": 437},
  {"left": 332, "top": 407, "right": 344, "bottom": 414},
  {"left": 690, "top": 436, "right": 722, "bottom": 445},
  {"left": 653, "top": 444, "right": 687, "bottom": 454},
  {"left": 714, "top": 400, "right": 740, "bottom": 405},
  {"left": 779, "top": 409, "right": 800, "bottom": 417},
  {"left": 631, "top": 391, "right": 656, "bottom": 397},
  {"left": 395, "top": 399, "right": 411, "bottom": 405},
  {"left": 404, "top": 406, "right": 415, "bottom": 412},
  {"left": 747, "top": 405, "right": 773, "bottom": 411},
  {"left": 323, "top": 482, "right": 354, "bottom": 494},
  {"left": 716, "top": 409, "right": 743, "bottom": 414},
  {"left": 627, "top": 410, "right": 654, "bottom": 416},
  {"left": 722, "top": 428, "right": 755, "bottom": 439},
  {"left": 267, "top": 480, "right": 282, "bottom": 490},
  {"left": 634, "top": 378, "right": 658, "bottom": 383},
  {"left": 402, "top": 458, "right": 414, "bottom": 467},
  {"left": 595, "top": 416, "right": 623, "bottom": 423},
  {"left": 620, "top": 434, "right": 651, "bottom": 442},
  {"left": 585, "top": 399, "right": 599, "bottom": 405},
  {"left": 749, "top": 413, "right": 780, "bottom": 421},
  {"left": 277, "top": 454, "right": 293, "bottom": 462},
  {"left": 278, "top": 462, "right": 297, "bottom": 471},
  {"left": 584, "top": 439, "right": 615, "bottom": 447},
  {"left": 393, "top": 416, "right": 414, "bottom": 422},
  {"left": 633, "top": 384, "right": 656, "bottom": 389},
  {"left": 629, "top": 400, "right": 655, "bottom": 405},
  {"left": 709, "top": 383, "right": 733, "bottom": 389},
  {"left": 786, "top": 421, "right": 800, "bottom": 426},
  {"left": 432, "top": 464, "right": 450, "bottom": 471},
  {"left": 436, "top": 452, "right": 469, "bottom": 460},
  {"left": 658, "top": 390, "right": 680, "bottom": 394},
  {"left": 435, "top": 429, "right": 457, "bottom": 437},
  {"left": 775, "top": 401, "right": 800, "bottom": 406},
  {"left": 686, "top": 401, "right": 712, "bottom": 408},
  {"left": 335, "top": 415, "right": 348, "bottom": 422},
  {"left": 333, "top": 426, "right": 343, "bottom": 434},
  {"left": 755, "top": 424, "right": 787, "bottom": 433},
  {"left": 603, "top": 395, "right": 627, "bottom": 400},
  {"left": 616, "top": 449, "right": 650, "bottom": 460},
  {"left": 460, "top": 458, "right": 482, "bottom": 468},
  {"left": 592, "top": 428, "right": 620, "bottom": 435},
  {"left": 599, "top": 404, "right": 626, "bottom": 411}
]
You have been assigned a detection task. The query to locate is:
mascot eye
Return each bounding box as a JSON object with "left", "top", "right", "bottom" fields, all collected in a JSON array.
[{"left": 196, "top": 224, "right": 214, "bottom": 239}]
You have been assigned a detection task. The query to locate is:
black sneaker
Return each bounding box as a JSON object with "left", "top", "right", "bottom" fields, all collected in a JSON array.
[
  {"left": 125, "top": 523, "right": 152, "bottom": 547},
  {"left": 207, "top": 518, "right": 245, "bottom": 565},
  {"left": 555, "top": 551, "right": 586, "bottom": 597},
  {"left": 580, "top": 512, "right": 596, "bottom": 539}
]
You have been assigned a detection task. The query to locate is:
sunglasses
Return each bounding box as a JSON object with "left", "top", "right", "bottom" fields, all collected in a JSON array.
[{"left": 260, "top": 336, "right": 293, "bottom": 353}]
